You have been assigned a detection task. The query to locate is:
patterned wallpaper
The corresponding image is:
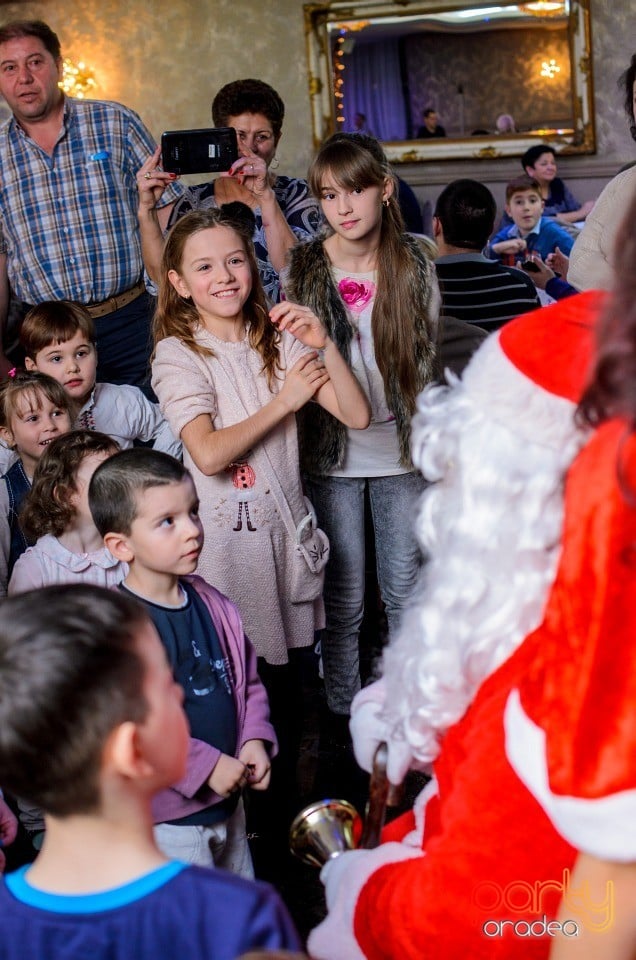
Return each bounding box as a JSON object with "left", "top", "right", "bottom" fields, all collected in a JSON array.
[
  {"left": 0, "top": 0, "right": 631, "bottom": 176},
  {"left": 404, "top": 27, "right": 571, "bottom": 138},
  {"left": 588, "top": 0, "right": 635, "bottom": 162}
]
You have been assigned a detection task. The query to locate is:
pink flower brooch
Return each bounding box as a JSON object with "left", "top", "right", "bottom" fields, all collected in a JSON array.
[{"left": 338, "top": 277, "right": 376, "bottom": 314}]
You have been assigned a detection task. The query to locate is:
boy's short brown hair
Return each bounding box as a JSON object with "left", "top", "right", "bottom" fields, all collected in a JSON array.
[
  {"left": 20, "top": 300, "right": 95, "bottom": 360},
  {"left": 505, "top": 175, "right": 543, "bottom": 205},
  {"left": 0, "top": 585, "right": 150, "bottom": 816},
  {"left": 89, "top": 447, "right": 189, "bottom": 537}
]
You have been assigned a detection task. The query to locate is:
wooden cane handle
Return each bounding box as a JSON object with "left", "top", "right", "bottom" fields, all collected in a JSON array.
[{"left": 359, "top": 742, "right": 391, "bottom": 849}]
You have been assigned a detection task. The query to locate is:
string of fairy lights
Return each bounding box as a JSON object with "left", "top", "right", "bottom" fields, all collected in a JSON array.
[
  {"left": 333, "top": 21, "right": 370, "bottom": 128},
  {"left": 334, "top": 30, "right": 346, "bottom": 126},
  {"left": 332, "top": 5, "right": 566, "bottom": 129}
]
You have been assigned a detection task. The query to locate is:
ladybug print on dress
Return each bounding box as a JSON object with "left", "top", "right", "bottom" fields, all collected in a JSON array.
[{"left": 229, "top": 459, "right": 257, "bottom": 532}]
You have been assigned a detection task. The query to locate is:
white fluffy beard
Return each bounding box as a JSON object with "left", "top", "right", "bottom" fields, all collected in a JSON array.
[{"left": 380, "top": 336, "right": 590, "bottom": 769}]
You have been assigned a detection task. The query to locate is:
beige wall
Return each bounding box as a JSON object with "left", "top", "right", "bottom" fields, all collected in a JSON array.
[
  {"left": 0, "top": 0, "right": 316, "bottom": 177},
  {"left": 0, "top": 0, "right": 630, "bottom": 186}
]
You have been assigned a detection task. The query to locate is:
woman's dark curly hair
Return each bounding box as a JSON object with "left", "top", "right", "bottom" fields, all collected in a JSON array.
[
  {"left": 212, "top": 79, "right": 285, "bottom": 141},
  {"left": 20, "top": 430, "right": 118, "bottom": 540}
]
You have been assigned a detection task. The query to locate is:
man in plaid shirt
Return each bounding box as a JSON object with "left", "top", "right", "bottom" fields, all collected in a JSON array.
[{"left": 0, "top": 20, "right": 182, "bottom": 391}]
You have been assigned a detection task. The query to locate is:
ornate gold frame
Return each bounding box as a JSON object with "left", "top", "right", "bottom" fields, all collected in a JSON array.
[{"left": 303, "top": 0, "right": 595, "bottom": 163}]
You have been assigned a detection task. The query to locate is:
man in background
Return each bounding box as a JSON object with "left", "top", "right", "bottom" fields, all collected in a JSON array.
[
  {"left": 0, "top": 19, "right": 182, "bottom": 390},
  {"left": 416, "top": 108, "right": 446, "bottom": 138},
  {"left": 433, "top": 178, "right": 539, "bottom": 333},
  {"left": 351, "top": 112, "right": 373, "bottom": 136}
]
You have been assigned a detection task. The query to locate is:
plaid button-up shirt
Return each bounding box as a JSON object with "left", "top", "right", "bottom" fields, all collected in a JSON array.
[{"left": 0, "top": 96, "right": 182, "bottom": 305}]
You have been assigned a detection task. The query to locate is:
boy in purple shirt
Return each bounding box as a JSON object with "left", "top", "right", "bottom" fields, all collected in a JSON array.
[
  {"left": 89, "top": 448, "right": 277, "bottom": 877},
  {"left": 0, "top": 584, "right": 299, "bottom": 959}
]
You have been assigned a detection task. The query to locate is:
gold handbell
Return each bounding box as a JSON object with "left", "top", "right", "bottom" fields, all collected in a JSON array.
[
  {"left": 289, "top": 742, "right": 402, "bottom": 867},
  {"left": 289, "top": 798, "right": 363, "bottom": 868}
]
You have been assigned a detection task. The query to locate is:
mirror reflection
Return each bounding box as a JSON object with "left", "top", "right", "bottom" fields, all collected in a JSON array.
[
  {"left": 305, "top": 1, "right": 595, "bottom": 162},
  {"left": 330, "top": 6, "right": 571, "bottom": 140}
]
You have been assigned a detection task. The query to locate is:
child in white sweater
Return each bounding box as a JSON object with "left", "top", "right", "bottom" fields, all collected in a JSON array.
[{"left": 20, "top": 301, "right": 180, "bottom": 458}]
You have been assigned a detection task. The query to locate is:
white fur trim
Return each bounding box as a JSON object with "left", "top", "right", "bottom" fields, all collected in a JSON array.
[
  {"left": 461, "top": 333, "right": 582, "bottom": 452},
  {"left": 402, "top": 778, "right": 439, "bottom": 848},
  {"left": 505, "top": 690, "right": 636, "bottom": 860},
  {"left": 381, "top": 362, "right": 586, "bottom": 767},
  {"left": 307, "top": 843, "right": 423, "bottom": 960},
  {"left": 350, "top": 680, "right": 389, "bottom": 775}
]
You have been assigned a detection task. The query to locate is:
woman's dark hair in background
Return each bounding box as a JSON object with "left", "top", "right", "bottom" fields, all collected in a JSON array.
[
  {"left": 212, "top": 79, "right": 285, "bottom": 141},
  {"left": 579, "top": 189, "right": 636, "bottom": 428},
  {"left": 618, "top": 54, "right": 636, "bottom": 143},
  {"left": 520, "top": 144, "right": 556, "bottom": 172}
]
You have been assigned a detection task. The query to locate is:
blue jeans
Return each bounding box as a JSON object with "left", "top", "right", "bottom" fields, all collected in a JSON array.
[
  {"left": 17, "top": 291, "right": 156, "bottom": 400},
  {"left": 93, "top": 291, "right": 156, "bottom": 399},
  {"left": 305, "top": 472, "right": 426, "bottom": 714}
]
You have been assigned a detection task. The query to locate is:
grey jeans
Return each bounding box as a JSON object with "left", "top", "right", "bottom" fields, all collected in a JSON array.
[
  {"left": 305, "top": 472, "right": 425, "bottom": 714},
  {"left": 154, "top": 798, "right": 254, "bottom": 878}
]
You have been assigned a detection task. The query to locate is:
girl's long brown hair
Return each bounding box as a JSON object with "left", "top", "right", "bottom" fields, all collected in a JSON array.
[
  {"left": 309, "top": 133, "right": 427, "bottom": 417},
  {"left": 153, "top": 204, "right": 281, "bottom": 389}
]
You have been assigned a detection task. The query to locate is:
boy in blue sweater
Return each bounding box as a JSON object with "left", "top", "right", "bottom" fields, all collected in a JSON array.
[
  {"left": 490, "top": 175, "right": 574, "bottom": 264},
  {"left": 0, "top": 584, "right": 300, "bottom": 960}
]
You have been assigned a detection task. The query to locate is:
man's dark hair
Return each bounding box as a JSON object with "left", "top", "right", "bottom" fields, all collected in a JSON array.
[
  {"left": 89, "top": 447, "right": 189, "bottom": 536},
  {"left": 0, "top": 585, "right": 149, "bottom": 816},
  {"left": 0, "top": 20, "right": 61, "bottom": 61},
  {"left": 212, "top": 79, "right": 285, "bottom": 140},
  {"left": 423, "top": 108, "right": 436, "bottom": 119},
  {"left": 521, "top": 144, "right": 556, "bottom": 173},
  {"left": 434, "top": 179, "right": 497, "bottom": 250}
]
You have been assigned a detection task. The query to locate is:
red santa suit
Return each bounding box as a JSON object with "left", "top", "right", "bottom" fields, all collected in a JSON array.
[{"left": 308, "top": 292, "right": 632, "bottom": 959}]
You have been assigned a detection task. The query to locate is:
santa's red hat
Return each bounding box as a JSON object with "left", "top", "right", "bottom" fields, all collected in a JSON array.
[{"left": 460, "top": 290, "right": 603, "bottom": 448}]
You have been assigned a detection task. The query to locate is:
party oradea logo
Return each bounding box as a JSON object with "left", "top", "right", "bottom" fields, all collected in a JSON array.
[{"left": 472, "top": 869, "right": 614, "bottom": 939}]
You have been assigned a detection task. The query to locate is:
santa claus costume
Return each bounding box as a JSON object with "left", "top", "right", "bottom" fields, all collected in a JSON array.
[{"left": 308, "top": 291, "right": 635, "bottom": 959}]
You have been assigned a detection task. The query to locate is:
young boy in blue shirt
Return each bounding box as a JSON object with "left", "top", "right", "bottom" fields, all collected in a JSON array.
[
  {"left": 490, "top": 175, "right": 575, "bottom": 264},
  {"left": 0, "top": 584, "right": 300, "bottom": 959},
  {"left": 89, "top": 448, "right": 276, "bottom": 878}
]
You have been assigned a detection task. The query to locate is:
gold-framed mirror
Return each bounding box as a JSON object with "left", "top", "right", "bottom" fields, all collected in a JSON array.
[{"left": 303, "top": 0, "right": 595, "bottom": 163}]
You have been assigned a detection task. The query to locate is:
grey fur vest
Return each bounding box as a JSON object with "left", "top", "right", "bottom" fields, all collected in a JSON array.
[{"left": 285, "top": 235, "right": 439, "bottom": 474}]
